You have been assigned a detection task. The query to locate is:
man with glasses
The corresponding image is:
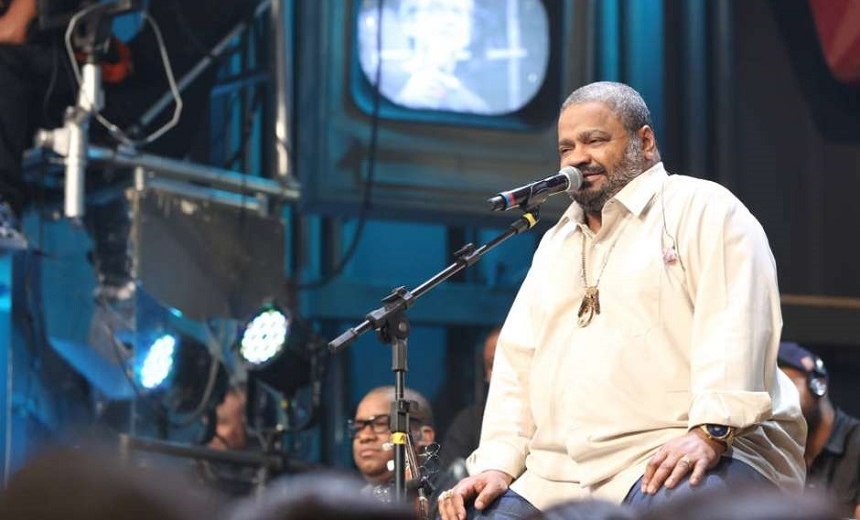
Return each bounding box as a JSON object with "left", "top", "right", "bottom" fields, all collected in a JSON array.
[{"left": 350, "top": 385, "right": 437, "bottom": 502}]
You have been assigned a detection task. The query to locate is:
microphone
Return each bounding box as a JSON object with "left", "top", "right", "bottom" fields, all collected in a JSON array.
[
  {"left": 64, "top": 110, "right": 88, "bottom": 220},
  {"left": 487, "top": 166, "right": 582, "bottom": 211},
  {"left": 64, "top": 58, "right": 102, "bottom": 219}
]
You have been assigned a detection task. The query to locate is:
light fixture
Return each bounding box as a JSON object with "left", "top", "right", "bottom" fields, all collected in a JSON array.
[
  {"left": 235, "top": 303, "right": 324, "bottom": 400},
  {"left": 238, "top": 305, "right": 290, "bottom": 367},
  {"left": 133, "top": 325, "right": 228, "bottom": 441},
  {"left": 136, "top": 333, "right": 178, "bottom": 390}
]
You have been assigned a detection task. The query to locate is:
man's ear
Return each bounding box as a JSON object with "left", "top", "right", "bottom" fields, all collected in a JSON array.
[{"left": 638, "top": 125, "right": 657, "bottom": 160}]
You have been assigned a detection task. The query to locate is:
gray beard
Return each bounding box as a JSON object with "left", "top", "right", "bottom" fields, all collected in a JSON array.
[{"left": 572, "top": 139, "right": 646, "bottom": 214}]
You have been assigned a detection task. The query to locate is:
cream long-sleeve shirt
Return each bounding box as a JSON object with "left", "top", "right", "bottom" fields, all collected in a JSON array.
[{"left": 466, "top": 163, "right": 806, "bottom": 509}]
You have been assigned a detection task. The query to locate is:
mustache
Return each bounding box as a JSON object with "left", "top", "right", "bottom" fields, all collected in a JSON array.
[{"left": 579, "top": 166, "right": 605, "bottom": 175}]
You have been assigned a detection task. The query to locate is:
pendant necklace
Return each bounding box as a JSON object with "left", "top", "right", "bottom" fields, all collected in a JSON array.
[{"left": 577, "top": 229, "right": 624, "bottom": 327}]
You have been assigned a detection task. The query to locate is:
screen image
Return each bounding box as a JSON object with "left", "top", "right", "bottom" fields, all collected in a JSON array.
[{"left": 356, "top": 0, "right": 550, "bottom": 116}]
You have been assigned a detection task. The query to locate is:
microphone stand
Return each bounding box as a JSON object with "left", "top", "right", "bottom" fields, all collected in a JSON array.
[{"left": 329, "top": 207, "right": 543, "bottom": 505}]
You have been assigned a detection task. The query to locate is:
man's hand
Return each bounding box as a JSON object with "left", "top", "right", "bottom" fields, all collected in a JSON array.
[
  {"left": 640, "top": 429, "right": 726, "bottom": 495},
  {"left": 0, "top": 0, "right": 37, "bottom": 45},
  {"left": 437, "top": 469, "right": 513, "bottom": 520}
]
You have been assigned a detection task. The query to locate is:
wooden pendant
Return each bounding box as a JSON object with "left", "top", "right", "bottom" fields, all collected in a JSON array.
[{"left": 577, "top": 286, "right": 600, "bottom": 327}]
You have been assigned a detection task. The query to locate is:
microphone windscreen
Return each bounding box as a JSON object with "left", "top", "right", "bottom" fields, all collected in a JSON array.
[{"left": 560, "top": 166, "right": 582, "bottom": 192}]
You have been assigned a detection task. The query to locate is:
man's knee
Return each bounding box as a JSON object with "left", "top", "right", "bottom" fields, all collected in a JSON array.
[
  {"left": 470, "top": 490, "right": 539, "bottom": 520},
  {"left": 624, "top": 458, "right": 772, "bottom": 510}
]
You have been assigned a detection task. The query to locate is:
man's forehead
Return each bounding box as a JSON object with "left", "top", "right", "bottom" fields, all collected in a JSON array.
[
  {"left": 560, "top": 102, "right": 623, "bottom": 129},
  {"left": 355, "top": 392, "right": 392, "bottom": 415}
]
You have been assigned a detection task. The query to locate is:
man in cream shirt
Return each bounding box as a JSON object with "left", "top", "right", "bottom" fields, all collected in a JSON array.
[{"left": 437, "top": 81, "right": 805, "bottom": 520}]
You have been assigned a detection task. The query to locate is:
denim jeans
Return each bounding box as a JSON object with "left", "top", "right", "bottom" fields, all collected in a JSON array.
[
  {"left": 467, "top": 489, "right": 540, "bottom": 520},
  {"left": 623, "top": 457, "right": 773, "bottom": 511},
  {"left": 455, "top": 458, "right": 770, "bottom": 518}
]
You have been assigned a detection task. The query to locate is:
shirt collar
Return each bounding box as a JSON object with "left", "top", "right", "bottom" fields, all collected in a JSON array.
[
  {"left": 558, "top": 162, "right": 668, "bottom": 226},
  {"left": 823, "top": 408, "right": 855, "bottom": 455},
  {"left": 613, "top": 161, "right": 667, "bottom": 217}
]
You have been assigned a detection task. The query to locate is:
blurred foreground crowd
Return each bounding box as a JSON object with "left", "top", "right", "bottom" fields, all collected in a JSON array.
[{"left": 0, "top": 445, "right": 847, "bottom": 520}]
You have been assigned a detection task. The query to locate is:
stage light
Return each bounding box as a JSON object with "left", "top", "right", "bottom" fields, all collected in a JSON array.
[
  {"left": 238, "top": 306, "right": 290, "bottom": 367},
  {"left": 235, "top": 303, "right": 324, "bottom": 406},
  {"left": 137, "top": 333, "right": 177, "bottom": 390}
]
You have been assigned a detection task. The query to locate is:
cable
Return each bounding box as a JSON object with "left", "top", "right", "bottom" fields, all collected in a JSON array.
[
  {"left": 96, "top": 303, "right": 225, "bottom": 430},
  {"left": 296, "top": 0, "right": 384, "bottom": 290},
  {"left": 223, "top": 85, "right": 263, "bottom": 170},
  {"left": 277, "top": 336, "right": 326, "bottom": 434},
  {"left": 64, "top": 6, "right": 184, "bottom": 147},
  {"left": 164, "top": 0, "right": 216, "bottom": 59},
  {"left": 41, "top": 42, "right": 60, "bottom": 123}
]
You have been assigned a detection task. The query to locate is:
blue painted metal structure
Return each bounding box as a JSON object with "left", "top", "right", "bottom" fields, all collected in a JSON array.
[{"left": 0, "top": 252, "right": 59, "bottom": 483}]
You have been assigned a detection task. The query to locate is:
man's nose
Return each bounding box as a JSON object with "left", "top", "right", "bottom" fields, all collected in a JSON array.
[{"left": 565, "top": 148, "right": 592, "bottom": 169}]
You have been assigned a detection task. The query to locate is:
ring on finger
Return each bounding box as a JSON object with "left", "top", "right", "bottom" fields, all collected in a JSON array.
[{"left": 678, "top": 455, "right": 693, "bottom": 466}]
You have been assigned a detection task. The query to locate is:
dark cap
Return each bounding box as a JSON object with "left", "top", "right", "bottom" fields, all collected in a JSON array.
[{"left": 777, "top": 341, "right": 827, "bottom": 377}]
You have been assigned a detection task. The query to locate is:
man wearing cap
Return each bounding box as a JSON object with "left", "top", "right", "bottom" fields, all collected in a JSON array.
[{"left": 778, "top": 341, "right": 860, "bottom": 519}]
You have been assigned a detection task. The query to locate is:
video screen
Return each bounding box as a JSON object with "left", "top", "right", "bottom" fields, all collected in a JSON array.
[{"left": 356, "top": 0, "right": 550, "bottom": 116}]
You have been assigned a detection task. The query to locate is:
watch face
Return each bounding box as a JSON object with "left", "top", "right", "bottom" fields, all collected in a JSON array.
[{"left": 706, "top": 424, "right": 730, "bottom": 438}]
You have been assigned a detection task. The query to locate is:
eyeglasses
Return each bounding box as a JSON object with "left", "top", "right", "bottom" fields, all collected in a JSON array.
[
  {"left": 347, "top": 414, "right": 391, "bottom": 437},
  {"left": 346, "top": 414, "right": 426, "bottom": 437}
]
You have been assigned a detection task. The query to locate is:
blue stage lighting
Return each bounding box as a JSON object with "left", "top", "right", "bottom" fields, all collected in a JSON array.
[
  {"left": 138, "top": 333, "right": 177, "bottom": 390},
  {"left": 239, "top": 307, "right": 289, "bottom": 367}
]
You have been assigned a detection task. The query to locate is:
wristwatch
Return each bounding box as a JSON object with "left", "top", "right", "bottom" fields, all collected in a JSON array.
[{"left": 699, "top": 424, "right": 735, "bottom": 448}]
